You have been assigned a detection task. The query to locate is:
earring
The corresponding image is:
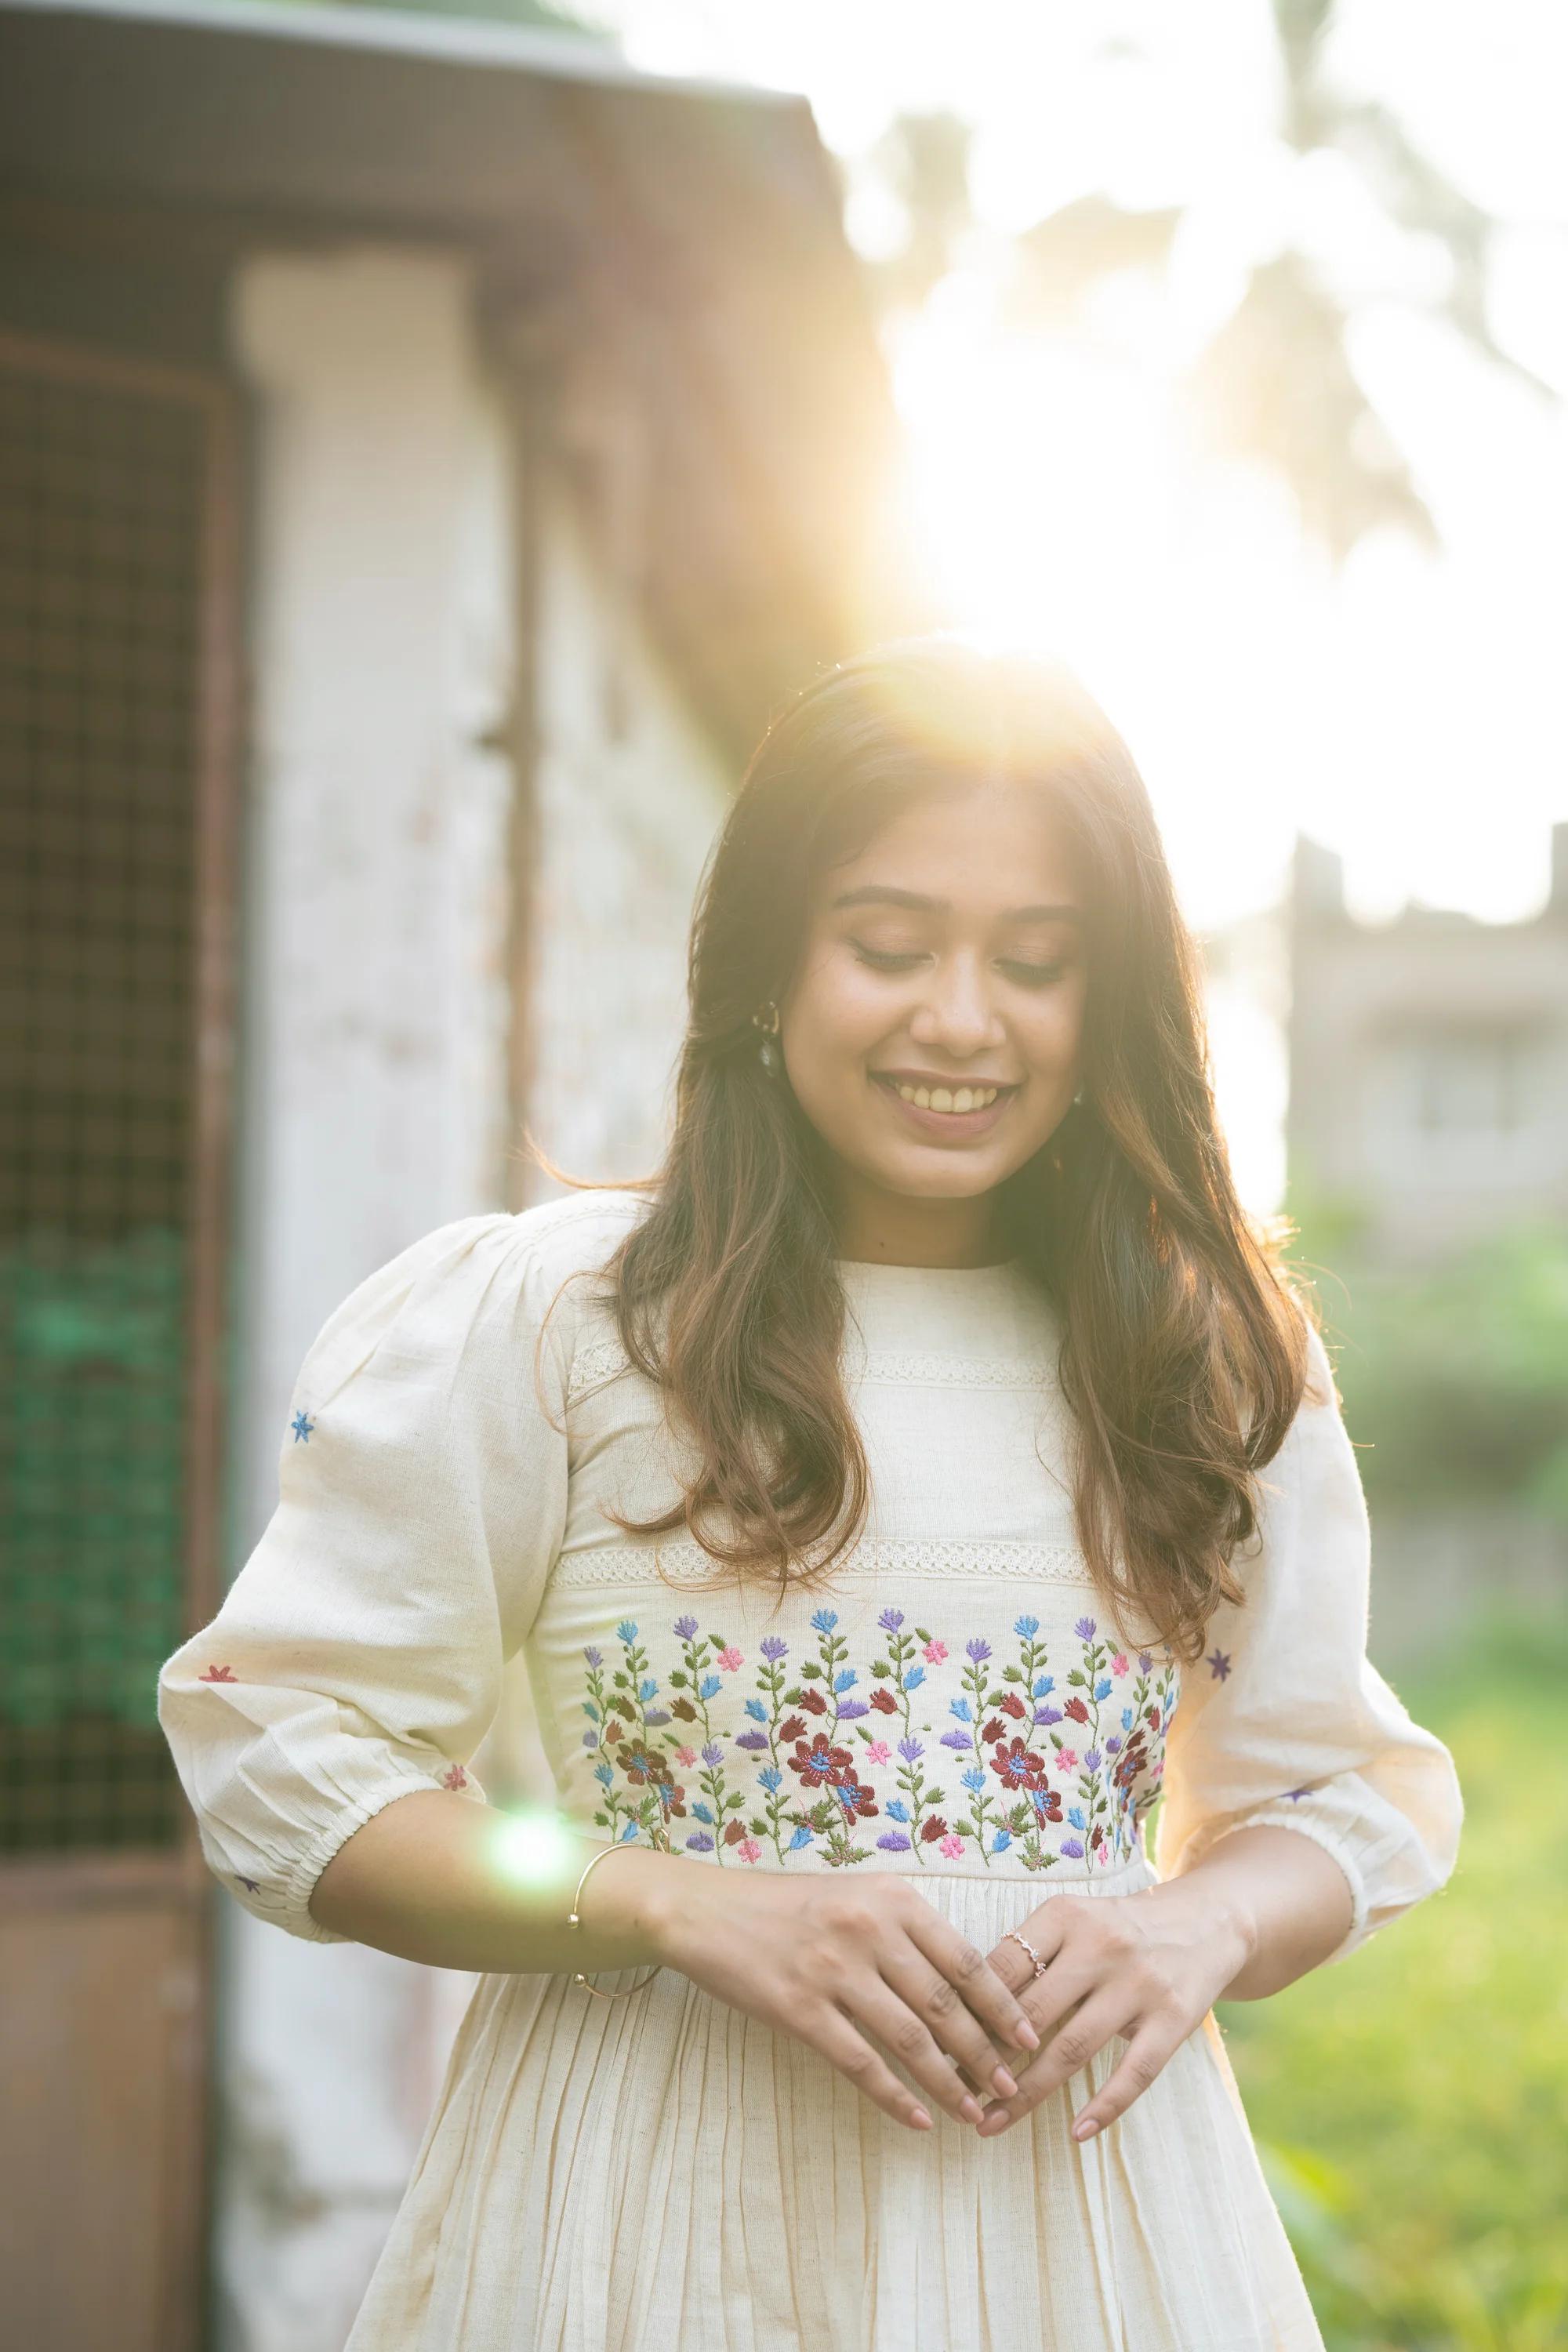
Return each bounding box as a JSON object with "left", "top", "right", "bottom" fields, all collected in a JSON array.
[{"left": 751, "top": 1000, "right": 781, "bottom": 1073}]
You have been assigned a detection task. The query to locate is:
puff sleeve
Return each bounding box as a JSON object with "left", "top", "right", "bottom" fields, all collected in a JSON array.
[
  {"left": 157, "top": 1211, "right": 573, "bottom": 1944},
  {"left": 1152, "top": 1323, "right": 1464, "bottom": 1966}
]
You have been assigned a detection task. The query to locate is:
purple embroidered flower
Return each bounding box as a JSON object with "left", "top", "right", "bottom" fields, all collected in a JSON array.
[
  {"left": 877, "top": 1607, "right": 905, "bottom": 1633},
  {"left": 1074, "top": 1616, "right": 1097, "bottom": 1640},
  {"left": 837, "top": 1700, "right": 870, "bottom": 1720},
  {"left": 735, "top": 1731, "right": 771, "bottom": 1751},
  {"left": 1283, "top": 1785, "right": 1311, "bottom": 1802},
  {"left": 701, "top": 1741, "right": 724, "bottom": 1768},
  {"left": 685, "top": 1833, "right": 715, "bottom": 1853},
  {"left": 877, "top": 1831, "right": 913, "bottom": 1851},
  {"left": 760, "top": 1635, "right": 789, "bottom": 1661},
  {"left": 581, "top": 1731, "right": 597, "bottom": 1748},
  {"left": 1084, "top": 1748, "right": 1102, "bottom": 1772},
  {"left": 1105, "top": 1736, "right": 1123, "bottom": 1755},
  {"left": 1034, "top": 1704, "right": 1063, "bottom": 1726},
  {"left": 583, "top": 1646, "right": 603, "bottom": 1668},
  {"left": 1138, "top": 1650, "right": 1153, "bottom": 1673},
  {"left": 1061, "top": 1837, "right": 1086, "bottom": 1860},
  {"left": 966, "top": 1638, "right": 992, "bottom": 1663},
  {"left": 897, "top": 1736, "right": 925, "bottom": 1762},
  {"left": 940, "top": 1730, "right": 973, "bottom": 1751},
  {"left": 1207, "top": 1648, "right": 1232, "bottom": 1681},
  {"left": 673, "top": 1615, "right": 699, "bottom": 1640}
]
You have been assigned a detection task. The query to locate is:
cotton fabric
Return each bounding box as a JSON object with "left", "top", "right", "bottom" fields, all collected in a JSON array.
[{"left": 158, "top": 1187, "right": 1464, "bottom": 2350}]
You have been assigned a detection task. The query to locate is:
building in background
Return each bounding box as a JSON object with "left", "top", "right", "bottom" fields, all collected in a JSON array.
[
  {"left": 0, "top": 4, "right": 924, "bottom": 2345},
  {"left": 1287, "top": 828, "right": 1568, "bottom": 1261}
]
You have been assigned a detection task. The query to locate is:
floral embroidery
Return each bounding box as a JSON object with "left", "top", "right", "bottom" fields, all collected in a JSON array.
[
  {"left": 236, "top": 1874, "right": 260, "bottom": 1893},
  {"left": 1207, "top": 1647, "right": 1232, "bottom": 1680},
  {"left": 441, "top": 1764, "right": 469, "bottom": 1791},
  {"left": 580, "top": 1607, "right": 1178, "bottom": 1871},
  {"left": 291, "top": 1411, "right": 315, "bottom": 1443},
  {"left": 199, "top": 1664, "right": 238, "bottom": 1683}
]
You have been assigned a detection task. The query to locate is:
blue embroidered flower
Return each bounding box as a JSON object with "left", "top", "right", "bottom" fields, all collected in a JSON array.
[
  {"left": 903, "top": 1665, "right": 926, "bottom": 1690},
  {"left": 638, "top": 1679, "right": 659, "bottom": 1702},
  {"left": 949, "top": 1697, "right": 972, "bottom": 1722},
  {"left": 691, "top": 1802, "right": 715, "bottom": 1824},
  {"left": 992, "top": 1830, "right": 1013, "bottom": 1852},
  {"left": 787, "top": 1824, "right": 813, "bottom": 1850},
  {"left": 833, "top": 1669, "right": 858, "bottom": 1693},
  {"left": 961, "top": 1767, "right": 987, "bottom": 1795},
  {"left": 291, "top": 1411, "right": 314, "bottom": 1443},
  {"left": 1069, "top": 1806, "right": 1087, "bottom": 1831},
  {"left": 699, "top": 1675, "right": 722, "bottom": 1700},
  {"left": 886, "top": 1798, "right": 911, "bottom": 1821},
  {"left": 811, "top": 1608, "right": 840, "bottom": 1634},
  {"left": 615, "top": 1620, "right": 638, "bottom": 1643},
  {"left": 1094, "top": 1678, "right": 1113, "bottom": 1701},
  {"left": 744, "top": 1698, "right": 768, "bottom": 1722},
  {"left": 1121, "top": 1707, "right": 1134, "bottom": 1731},
  {"left": 1014, "top": 1614, "right": 1040, "bottom": 1638},
  {"left": 758, "top": 1766, "right": 782, "bottom": 1792},
  {"left": 593, "top": 1761, "right": 614, "bottom": 1787},
  {"left": 619, "top": 1821, "right": 640, "bottom": 1842},
  {"left": 1033, "top": 1674, "right": 1055, "bottom": 1697}
]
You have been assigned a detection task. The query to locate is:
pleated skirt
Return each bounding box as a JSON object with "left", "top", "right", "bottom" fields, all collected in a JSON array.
[{"left": 344, "top": 1853, "right": 1326, "bottom": 2352}]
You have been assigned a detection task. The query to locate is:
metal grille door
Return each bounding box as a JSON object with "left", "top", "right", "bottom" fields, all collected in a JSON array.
[{"left": 0, "top": 324, "right": 239, "bottom": 2352}]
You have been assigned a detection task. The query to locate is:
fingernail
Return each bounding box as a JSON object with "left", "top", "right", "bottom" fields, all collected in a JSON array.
[
  {"left": 959, "top": 2094, "right": 984, "bottom": 2126},
  {"left": 1014, "top": 2018, "right": 1040, "bottom": 2049},
  {"left": 978, "top": 2109, "right": 1011, "bottom": 2137},
  {"left": 1073, "top": 2116, "right": 1098, "bottom": 2141},
  {"left": 991, "top": 2065, "right": 1018, "bottom": 2097},
  {"left": 910, "top": 2107, "right": 933, "bottom": 2130}
]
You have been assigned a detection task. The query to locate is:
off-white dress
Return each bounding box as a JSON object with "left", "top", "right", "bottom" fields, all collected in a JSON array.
[{"left": 158, "top": 1187, "right": 1463, "bottom": 2352}]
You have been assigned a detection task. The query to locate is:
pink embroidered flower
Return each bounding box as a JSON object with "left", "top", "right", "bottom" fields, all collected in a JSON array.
[
  {"left": 1112, "top": 1653, "right": 1129, "bottom": 1677},
  {"left": 736, "top": 1838, "right": 763, "bottom": 1864},
  {"left": 198, "top": 1664, "right": 237, "bottom": 1682},
  {"left": 674, "top": 1745, "right": 698, "bottom": 1766},
  {"left": 939, "top": 1833, "right": 965, "bottom": 1860},
  {"left": 865, "top": 1740, "right": 891, "bottom": 1766},
  {"left": 441, "top": 1763, "right": 468, "bottom": 1791},
  {"left": 1057, "top": 1748, "right": 1079, "bottom": 1771},
  {"left": 922, "top": 1639, "right": 948, "bottom": 1664},
  {"left": 717, "top": 1646, "right": 744, "bottom": 1671}
]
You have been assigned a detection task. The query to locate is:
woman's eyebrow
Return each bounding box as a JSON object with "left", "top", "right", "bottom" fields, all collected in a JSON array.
[{"left": 828, "top": 885, "right": 1083, "bottom": 922}]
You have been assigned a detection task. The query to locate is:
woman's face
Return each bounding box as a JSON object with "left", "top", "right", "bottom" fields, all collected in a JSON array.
[{"left": 778, "top": 782, "right": 1089, "bottom": 1258}]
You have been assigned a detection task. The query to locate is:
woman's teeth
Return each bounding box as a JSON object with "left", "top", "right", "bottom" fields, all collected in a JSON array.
[{"left": 890, "top": 1082, "right": 1000, "bottom": 1114}]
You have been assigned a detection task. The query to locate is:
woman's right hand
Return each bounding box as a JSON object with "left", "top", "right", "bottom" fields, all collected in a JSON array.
[{"left": 637, "top": 1860, "right": 1043, "bottom": 2133}]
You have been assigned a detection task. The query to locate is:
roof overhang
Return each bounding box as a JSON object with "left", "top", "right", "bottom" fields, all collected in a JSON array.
[{"left": 0, "top": 0, "right": 932, "bottom": 759}]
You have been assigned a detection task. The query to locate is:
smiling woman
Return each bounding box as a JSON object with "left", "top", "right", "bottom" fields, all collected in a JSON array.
[{"left": 158, "top": 636, "right": 1461, "bottom": 2352}]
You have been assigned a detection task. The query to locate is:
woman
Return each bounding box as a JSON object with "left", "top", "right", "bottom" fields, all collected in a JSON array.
[{"left": 158, "top": 638, "right": 1462, "bottom": 2351}]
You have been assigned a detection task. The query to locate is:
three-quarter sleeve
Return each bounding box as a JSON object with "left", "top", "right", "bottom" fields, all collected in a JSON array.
[
  {"left": 158, "top": 1210, "right": 575, "bottom": 1944},
  {"left": 1152, "top": 1323, "right": 1463, "bottom": 1966}
]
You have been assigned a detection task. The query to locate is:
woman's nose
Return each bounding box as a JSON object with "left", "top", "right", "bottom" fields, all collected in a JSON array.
[{"left": 908, "top": 961, "right": 1006, "bottom": 1052}]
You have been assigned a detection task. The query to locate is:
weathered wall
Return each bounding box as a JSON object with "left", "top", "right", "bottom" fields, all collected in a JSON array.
[{"left": 219, "top": 239, "right": 728, "bottom": 2351}]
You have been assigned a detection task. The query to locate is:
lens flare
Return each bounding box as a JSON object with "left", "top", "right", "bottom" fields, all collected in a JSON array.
[{"left": 489, "top": 1806, "right": 579, "bottom": 1891}]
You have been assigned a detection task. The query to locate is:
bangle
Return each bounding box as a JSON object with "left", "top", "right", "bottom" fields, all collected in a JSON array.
[{"left": 567, "top": 1839, "right": 663, "bottom": 2002}]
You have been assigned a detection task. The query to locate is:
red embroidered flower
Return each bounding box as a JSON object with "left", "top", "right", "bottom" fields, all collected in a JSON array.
[
  {"left": 778, "top": 1714, "right": 808, "bottom": 1744},
  {"left": 441, "top": 1763, "right": 468, "bottom": 1791},
  {"left": 833, "top": 1777, "right": 879, "bottom": 1824},
  {"left": 1000, "top": 1692, "right": 1028, "bottom": 1719},
  {"left": 198, "top": 1664, "right": 237, "bottom": 1682},
  {"left": 869, "top": 1688, "right": 899, "bottom": 1714},
  {"left": 723, "top": 1817, "right": 748, "bottom": 1846},
  {"left": 981, "top": 1716, "right": 1007, "bottom": 1743},
  {"left": 797, "top": 1688, "right": 829, "bottom": 1715},
  {"left": 920, "top": 1816, "right": 949, "bottom": 1844},
  {"left": 989, "top": 1735, "right": 1051, "bottom": 1791},
  {"left": 1064, "top": 1696, "right": 1091, "bottom": 1724},
  {"left": 788, "top": 1733, "right": 855, "bottom": 1789}
]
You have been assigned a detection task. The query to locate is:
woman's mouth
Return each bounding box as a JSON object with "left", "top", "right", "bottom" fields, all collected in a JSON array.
[{"left": 869, "top": 1073, "right": 1016, "bottom": 1138}]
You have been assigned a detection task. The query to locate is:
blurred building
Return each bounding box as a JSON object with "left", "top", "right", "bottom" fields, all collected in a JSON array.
[
  {"left": 1287, "top": 829, "right": 1568, "bottom": 1259},
  {"left": 0, "top": 3, "right": 924, "bottom": 2345}
]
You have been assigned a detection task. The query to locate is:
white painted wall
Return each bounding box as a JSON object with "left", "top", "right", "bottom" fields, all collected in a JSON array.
[
  {"left": 220, "top": 241, "right": 518, "bottom": 2352},
  {"left": 218, "top": 239, "right": 730, "bottom": 2351}
]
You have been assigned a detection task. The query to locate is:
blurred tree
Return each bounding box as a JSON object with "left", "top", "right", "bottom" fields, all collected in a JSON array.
[
  {"left": 1289, "top": 1218, "right": 1568, "bottom": 1519},
  {"left": 868, "top": 3, "right": 1552, "bottom": 564}
]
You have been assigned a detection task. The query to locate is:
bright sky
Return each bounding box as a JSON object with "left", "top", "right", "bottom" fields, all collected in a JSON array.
[{"left": 585, "top": 1, "right": 1568, "bottom": 1207}]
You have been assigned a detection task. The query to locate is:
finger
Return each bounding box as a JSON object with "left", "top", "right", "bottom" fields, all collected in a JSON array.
[
  {"left": 879, "top": 1945, "right": 1022, "bottom": 2103},
  {"left": 976, "top": 1989, "right": 1138, "bottom": 2136},
  {"left": 904, "top": 1913, "right": 1044, "bottom": 2063},
  {"left": 1071, "top": 2021, "right": 1181, "bottom": 2141},
  {"left": 846, "top": 1982, "right": 995, "bottom": 2129},
  {"left": 810, "top": 2003, "right": 938, "bottom": 2134}
]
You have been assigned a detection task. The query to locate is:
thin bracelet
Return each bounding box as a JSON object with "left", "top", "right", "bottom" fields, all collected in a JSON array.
[{"left": 567, "top": 1839, "right": 663, "bottom": 2002}]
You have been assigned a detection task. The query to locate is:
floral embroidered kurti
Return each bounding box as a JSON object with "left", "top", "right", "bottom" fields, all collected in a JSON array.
[{"left": 158, "top": 1189, "right": 1463, "bottom": 2352}]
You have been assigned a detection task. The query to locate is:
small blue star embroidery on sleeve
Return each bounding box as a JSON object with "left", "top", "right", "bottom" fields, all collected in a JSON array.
[{"left": 292, "top": 1410, "right": 315, "bottom": 1443}]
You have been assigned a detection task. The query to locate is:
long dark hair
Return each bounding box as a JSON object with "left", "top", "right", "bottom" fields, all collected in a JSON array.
[{"left": 553, "top": 636, "right": 1308, "bottom": 1664}]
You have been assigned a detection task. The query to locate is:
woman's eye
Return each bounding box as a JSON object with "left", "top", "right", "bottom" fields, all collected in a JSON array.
[
  {"left": 852, "top": 945, "right": 924, "bottom": 972},
  {"left": 850, "top": 942, "right": 1065, "bottom": 985},
  {"left": 1002, "top": 960, "right": 1065, "bottom": 988}
]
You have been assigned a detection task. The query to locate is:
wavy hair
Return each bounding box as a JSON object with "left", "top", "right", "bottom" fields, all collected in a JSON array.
[{"left": 550, "top": 637, "right": 1309, "bottom": 1663}]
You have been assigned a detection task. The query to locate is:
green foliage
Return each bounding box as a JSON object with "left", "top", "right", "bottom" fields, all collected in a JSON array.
[
  {"left": 1286, "top": 1219, "right": 1568, "bottom": 1521},
  {"left": 1214, "top": 1613, "right": 1568, "bottom": 2348}
]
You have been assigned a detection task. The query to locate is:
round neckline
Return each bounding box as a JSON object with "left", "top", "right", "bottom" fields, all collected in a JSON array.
[{"left": 833, "top": 1254, "right": 1024, "bottom": 1276}]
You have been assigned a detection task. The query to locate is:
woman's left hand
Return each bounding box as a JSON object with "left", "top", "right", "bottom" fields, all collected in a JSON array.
[{"left": 973, "top": 1879, "right": 1256, "bottom": 2141}]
